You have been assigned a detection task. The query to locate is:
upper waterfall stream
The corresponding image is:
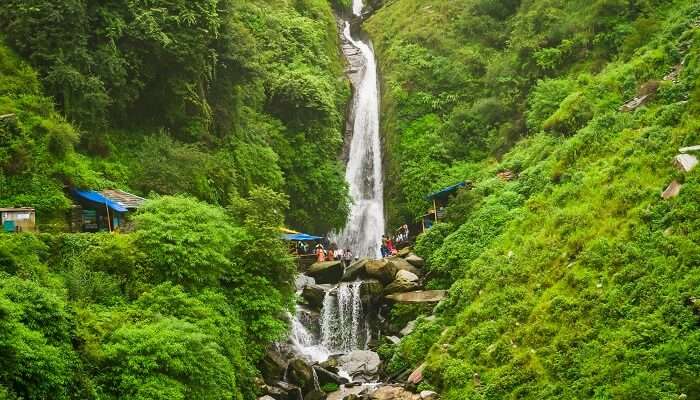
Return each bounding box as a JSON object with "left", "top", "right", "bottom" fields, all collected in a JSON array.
[{"left": 331, "top": 0, "right": 385, "bottom": 259}]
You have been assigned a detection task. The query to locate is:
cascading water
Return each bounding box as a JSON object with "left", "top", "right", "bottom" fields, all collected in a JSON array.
[
  {"left": 320, "top": 281, "right": 369, "bottom": 353},
  {"left": 331, "top": 0, "right": 385, "bottom": 259}
]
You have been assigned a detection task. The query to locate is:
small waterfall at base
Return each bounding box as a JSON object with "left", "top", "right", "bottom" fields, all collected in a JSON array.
[{"left": 320, "top": 281, "right": 369, "bottom": 353}]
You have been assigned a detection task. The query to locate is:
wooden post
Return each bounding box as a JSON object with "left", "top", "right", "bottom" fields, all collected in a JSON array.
[
  {"left": 105, "top": 202, "right": 112, "bottom": 232},
  {"left": 433, "top": 199, "right": 438, "bottom": 223}
]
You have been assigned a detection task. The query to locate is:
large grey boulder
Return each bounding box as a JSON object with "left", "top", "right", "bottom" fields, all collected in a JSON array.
[
  {"left": 302, "top": 284, "right": 329, "bottom": 308},
  {"left": 295, "top": 274, "right": 316, "bottom": 291},
  {"left": 405, "top": 254, "right": 425, "bottom": 268},
  {"left": 342, "top": 258, "right": 369, "bottom": 281},
  {"left": 337, "top": 350, "right": 382, "bottom": 382},
  {"left": 396, "top": 270, "right": 419, "bottom": 282},
  {"left": 420, "top": 390, "right": 439, "bottom": 399},
  {"left": 385, "top": 290, "right": 447, "bottom": 304},
  {"left": 360, "top": 279, "right": 384, "bottom": 305},
  {"left": 260, "top": 348, "right": 287, "bottom": 383},
  {"left": 307, "top": 261, "right": 344, "bottom": 284},
  {"left": 365, "top": 259, "right": 397, "bottom": 284},
  {"left": 388, "top": 256, "right": 421, "bottom": 275},
  {"left": 384, "top": 279, "right": 420, "bottom": 295},
  {"left": 314, "top": 365, "right": 349, "bottom": 386}
]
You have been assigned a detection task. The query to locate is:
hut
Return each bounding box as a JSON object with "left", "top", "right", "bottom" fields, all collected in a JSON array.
[
  {"left": 1, "top": 208, "right": 36, "bottom": 233},
  {"left": 70, "top": 189, "right": 145, "bottom": 232},
  {"left": 421, "top": 180, "right": 472, "bottom": 232}
]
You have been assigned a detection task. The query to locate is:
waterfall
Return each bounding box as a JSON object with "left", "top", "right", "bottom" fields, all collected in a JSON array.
[
  {"left": 320, "top": 281, "right": 369, "bottom": 353},
  {"left": 332, "top": 0, "right": 385, "bottom": 259}
]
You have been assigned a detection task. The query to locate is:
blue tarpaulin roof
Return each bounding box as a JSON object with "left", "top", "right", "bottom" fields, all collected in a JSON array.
[
  {"left": 282, "top": 233, "right": 323, "bottom": 241},
  {"left": 424, "top": 181, "right": 469, "bottom": 201},
  {"left": 72, "top": 189, "right": 128, "bottom": 212}
]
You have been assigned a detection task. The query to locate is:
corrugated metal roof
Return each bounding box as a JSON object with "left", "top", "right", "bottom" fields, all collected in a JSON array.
[{"left": 100, "top": 189, "right": 146, "bottom": 210}]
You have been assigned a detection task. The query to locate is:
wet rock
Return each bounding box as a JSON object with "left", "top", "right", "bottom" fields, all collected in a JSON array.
[
  {"left": 360, "top": 279, "right": 384, "bottom": 305},
  {"left": 305, "top": 390, "right": 328, "bottom": 400},
  {"left": 384, "top": 278, "right": 420, "bottom": 295},
  {"left": 287, "top": 358, "right": 315, "bottom": 392},
  {"left": 370, "top": 385, "right": 419, "bottom": 400},
  {"left": 343, "top": 258, "right": 369, "bottom": 281},
  {"left": 396, "top": 270, "right": 419, "bottom": 282},
  {"left": 400, "top": 320, "right": 418, "bottom": 337},
  {"left": 365, "top": 259, "right": 397, "bottom": 283},
  {"left": 397, "top": 247, "right": 411, "bottom": 258},
  {"left": 261, "top": 348, "right": 288, "bottom": 383},
  {"left": 388, "top": 256, "right": 421, "bottom": 275},
  {"left": 303, "top": 284, "right": 329, "bottom": 308},
  {"left": 273, "top": 381, "right": 303, "bottom": 400},
  {"left": 307, "top": 261, "right": 344, "bottom": 284},
  {"left": 420, "top": 390, "right": 439, "bottom": 399},
  {"left": 314, "top": 365, "right": 349, "bottom": 386},
  {"left": 296, "top": 274, "right": 316, "bottom": 291},
  {"left": 405, "top": 254, "right": 425, "bottom": 268},
  {"left": 407, "top": 363, "right": 425, "bottom": 385},
  {"left": 385, "top": 290, "right": 447, "bottom": 304},
  {"left": 337, "top": 350, "right": 382, "bottom": 381}
]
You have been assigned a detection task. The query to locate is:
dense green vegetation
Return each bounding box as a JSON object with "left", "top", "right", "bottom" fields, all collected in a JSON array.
[
  {"left": 368, "top": 0, "right": 700, "bottom": 398},
  {"left": 0, "top": 192, "right": 294, "bottom": 399},
  {"left": 0, "top": 0, "right": 349, "bottom": 398},
  {"left": 0, "top": 0, "right": 350, "bottom": 233}
]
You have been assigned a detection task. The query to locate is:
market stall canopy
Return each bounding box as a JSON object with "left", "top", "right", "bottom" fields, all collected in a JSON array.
[
  {"left": 424, "top": 181, "right": 472, "bottom": 201},
  {"left": 71, "top": 189, "right": 128, "bottom": 212},
  {"left": 282, "top": 233, "right": 324, "bottom": 241}
]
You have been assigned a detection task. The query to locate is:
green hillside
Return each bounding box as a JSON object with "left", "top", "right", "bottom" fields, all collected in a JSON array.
[{"left": 367, "top": 0, "right": 700, "bottom": 398}]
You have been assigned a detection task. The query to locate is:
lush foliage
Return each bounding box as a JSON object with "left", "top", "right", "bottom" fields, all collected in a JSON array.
[
  {"left": 0, "top": 194, "right": 295, "bottom": 399},
  {"left": 370, "top": 0, "right": 700, "bottom": 398},
  {"left": 0, "top": 0, "right": 350, "bottom": 233}
]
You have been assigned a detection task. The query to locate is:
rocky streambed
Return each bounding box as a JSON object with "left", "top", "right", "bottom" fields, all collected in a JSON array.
[{"left": 257, "top": 249, "right": 445, "bottom": 400}]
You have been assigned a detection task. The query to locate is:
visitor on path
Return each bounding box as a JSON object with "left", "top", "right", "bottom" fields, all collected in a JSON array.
[
  {"left": 343, "top": 249, "right": 353, "bottom": 267},
  {"left": 315, "top": 244, "right": 326, "bottom": 262}
]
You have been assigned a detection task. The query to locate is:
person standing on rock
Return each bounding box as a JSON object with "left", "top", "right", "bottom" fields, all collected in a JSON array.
[{"left": 315, "top": 244, "right": 325, "bottom": 262}]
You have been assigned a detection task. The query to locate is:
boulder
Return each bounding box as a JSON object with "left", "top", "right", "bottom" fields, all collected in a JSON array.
[
  {"left": 287, "top": 358, "right": 315, "bottom": 392},
  {"left": 405, "top": 254, "right": 425, "bottom": 268},
  {"left": 420, "top": 390, "right": 439, "bottom": 399},
  {"left": 396, "top": 270, "right": 419, "bottom": 282},
  {"left": 295, "top": 274, "right": 316, "bottom": 291},
  {"left": 360, "top": 279, "right": 384, "bottom": 305},
  {"left": 302, "top": 284, "right": 329, "bottom": 308},
  {"left": 260, "top": 348, "right": 287, "bottom": 383},
  {"left": 388, "top": 257, "right": 421, "bottom": 275},
  {"left": 365, "top": 259, "right": 397, "bottom": 284},
  {"left": 305, "top": 390, "right": 327, "bottom": 400},
  {"left": 386, "top": 335, "right": 401, "bottom": 345},
  {"left": 259, "top": 396, "right": 277, "bottom": 400},
  {"left": 307, "top": 261, "right": 344, "bottom": 284},
  {"left": 662, "top": 180, "right": 682, "bottom": 199},
  {"left": 273, "top": 381, "right": 303, "bottom": 400},
  {"left": 397, "top": 247, "right": 411, "bottom": 258},
  {"left": 337, "top": 350, "right": 381, "bottom": 382},
  {"left": 385, "top": 290, "right": 447, "bottom": 304},
  {"left": 384, "top": 279, "right": 420, "bottom": 295},
  {"left": 407, "top": 363, "right": 425, "bottom": 385},
  {"left": 400, "top": 320, "right": 418, "bottom": 337},
  {"left": 314, "top": 365, "right": 349, "bottom": 386},
  {"left": 370, "top": 385, "right": 419, "bottom": 400},
  {"left": 342, "top": 258, "right": 369, "bottom": 281}
]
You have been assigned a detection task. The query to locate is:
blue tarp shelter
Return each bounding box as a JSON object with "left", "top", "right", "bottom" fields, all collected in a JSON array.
[
  {"left": 282, "top": 233, "right": 324, "bottom": 241},
  {"left": 424, "top": 181, "right": 470, "bottom": 201},
  {"left": 72, "top": 189, "right": 128, "bottom": 212}
]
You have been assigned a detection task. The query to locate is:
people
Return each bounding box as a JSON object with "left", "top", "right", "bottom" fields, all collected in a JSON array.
[
  {"left": 336, "top": 247, "right": 344, "bottom": 262},
  {"left": 387, "top": 236, "right": 397, "bottom": 255},
  {"left": 380, "top": 235, "right": 390, "bottom": 258},
  {"left": 315, "top": 244, "right": 325, "bottom": 262},
  {"left": 327, "top": 244, "right": 334, "bottom": 262},
  {"left": 343, "top": 248, "right": 353, "bottom": 267}
]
